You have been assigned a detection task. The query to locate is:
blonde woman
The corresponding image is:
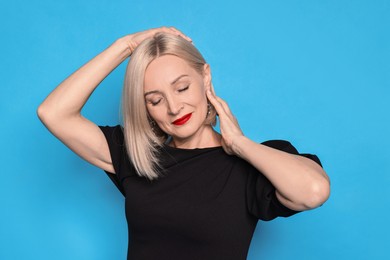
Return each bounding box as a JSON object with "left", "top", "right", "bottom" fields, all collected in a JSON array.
[{"left": 38, "top": 27, "right": 330, "bottom": 260}]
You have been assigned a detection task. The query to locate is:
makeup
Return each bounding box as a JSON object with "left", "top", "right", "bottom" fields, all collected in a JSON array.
[{"left": 172, "top": 113, "right": 192, "bottom": 126}]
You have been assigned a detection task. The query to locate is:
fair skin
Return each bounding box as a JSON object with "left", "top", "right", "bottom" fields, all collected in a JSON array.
[
  {"left": 143, "top": 55, "right": 330, "bottom": 211},
  {"left": 206, "top": 88, "right": 330, "bottom": 210},
  {"left": 38, "top": 26, "right": 330, "bottom": 212},
  {"left": 37, "top": 27, "right": 190, "bottom": 174},
  {"left": 144, "top": 55, "right": 221, "bottom": 149}
]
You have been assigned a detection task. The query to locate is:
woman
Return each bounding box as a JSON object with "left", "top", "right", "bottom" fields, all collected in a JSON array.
[{"left": 38, "top": 27, "right": 330, "bottom": 260}]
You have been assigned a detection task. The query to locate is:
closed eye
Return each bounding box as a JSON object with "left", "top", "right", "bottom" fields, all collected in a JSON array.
[
  {"left": 147, "top": 98, "right": 162, "bottom": 106},
  {"left": 178, "top": 85, "right": 189, "bottom": 92}
]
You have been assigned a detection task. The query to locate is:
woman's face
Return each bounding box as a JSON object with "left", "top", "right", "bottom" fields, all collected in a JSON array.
[{"left": 144, "top": 55, "right": 211, "bottom": 143}]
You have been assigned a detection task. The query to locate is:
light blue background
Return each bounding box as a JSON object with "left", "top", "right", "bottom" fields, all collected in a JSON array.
[{"left": 1, "top": 0, "right": 389, "bottom": 259}]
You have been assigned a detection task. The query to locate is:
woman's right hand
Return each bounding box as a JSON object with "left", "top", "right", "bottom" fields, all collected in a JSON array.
[
  {"left": 37, "top": 26, "right": 192, "bottom": 175},
  {"left": 120, "top": 26, "right": 192, "bottom": 55}
]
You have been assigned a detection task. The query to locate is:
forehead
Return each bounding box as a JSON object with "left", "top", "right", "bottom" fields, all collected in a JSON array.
[{"left": 144, "top": 55, "right": 199, "bottom": 90}]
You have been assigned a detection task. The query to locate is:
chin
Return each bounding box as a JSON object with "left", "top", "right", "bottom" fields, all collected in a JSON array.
[
  {"left": 172, "top": 127, "right": 208, "bottom": 142},
  {"left": 169, "top": 130, "right": 195, "bottom": 141}
]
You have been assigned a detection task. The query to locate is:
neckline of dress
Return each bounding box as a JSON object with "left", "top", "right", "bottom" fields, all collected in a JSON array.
[{"left": 162, "top": 143, "right": 223, "bottom": 152}]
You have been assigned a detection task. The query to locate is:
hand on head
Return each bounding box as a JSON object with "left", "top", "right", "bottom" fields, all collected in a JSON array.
[{"left": 123, "top": 26, "right": 192, "bottom": 54}]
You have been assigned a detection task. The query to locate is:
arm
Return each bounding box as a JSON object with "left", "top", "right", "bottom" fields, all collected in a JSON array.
[
  {"left": 37, "top": 27, "right": 192, "bottom": 174},
  {"left": 233, "top": 137, "right": 330, "bottom": 211},
  {"left": 206, "top": 88, "right": 330, "bottom": 211}
]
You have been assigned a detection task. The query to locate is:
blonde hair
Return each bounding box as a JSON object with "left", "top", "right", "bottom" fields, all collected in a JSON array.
[{"left": 121, "top": 33, "right": 217, "bottom": 181}]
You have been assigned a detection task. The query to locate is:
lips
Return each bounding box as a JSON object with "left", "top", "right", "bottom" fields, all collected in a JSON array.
[{"left": 172, "top": 113, "right": 192, "bottom": 126}]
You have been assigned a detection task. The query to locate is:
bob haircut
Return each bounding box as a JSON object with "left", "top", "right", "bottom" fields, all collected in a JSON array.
[{"left": 121, "top": 32, "right": 217, "bottom": 181}]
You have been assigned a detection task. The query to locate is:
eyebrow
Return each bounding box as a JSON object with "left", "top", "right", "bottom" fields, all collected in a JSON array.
[
  {"left": 171, "top": 74, "right": 189, "bottom": 85},
  {"left": 144, "top": 74, "right": 189, "bottom": 97}
]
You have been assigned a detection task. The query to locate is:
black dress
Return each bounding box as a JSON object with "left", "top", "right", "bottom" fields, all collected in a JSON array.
[{"left": 99, "top": 125, "right": 322, "bottom": 260}]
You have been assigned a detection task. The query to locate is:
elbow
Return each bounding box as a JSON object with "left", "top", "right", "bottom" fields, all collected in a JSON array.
[
  {"left": 303, "top": 178, "right": 331, "bottom": 209},
  {"left": 36, "top": 103, "right": 46, "bottom": 122},
  {"left": 37, "top": 103, "right": 80, "bottom": 131},
  {"left": 36, "top": 103, "right": 51, "bottom": 124},
  {"left": 37, "top": 103, "right": 45, "bottom": 118},
  {"left": 37, "top": 103, "right": 59, "bottom": 126}
]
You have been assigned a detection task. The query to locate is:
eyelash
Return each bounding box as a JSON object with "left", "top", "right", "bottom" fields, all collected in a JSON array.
[
  {"left": 148, "top": 85, "right": 190, "bottom": 106},
  {"left": 178, "top": 85, "right": 189, "bottom": 92},
  {"left": 150, "top": 99, "right": 162, "bottom": 106}
]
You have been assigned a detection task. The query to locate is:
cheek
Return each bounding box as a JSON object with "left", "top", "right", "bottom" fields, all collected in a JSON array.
[
  {"left": 147, "top": 107, "right": 166, "bottom": 124},
  {"left": 146, "top": 106, "right": 158, "bottom": 120},
  {"left": 190, "top": 86, "right": 208, "bottom": 105},
  {"left": 198, "top": 91, "right": 209, "bottom": 107}
]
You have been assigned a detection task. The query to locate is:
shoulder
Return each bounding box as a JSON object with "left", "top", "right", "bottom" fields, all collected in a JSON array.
[
  {"left": 261, "top": 139, "right": 323, "bottom": 167},
  {"left": 99, "top": 125, "right": 124, "bottom": 145},
  {"left": 261, "top": 140, "right": 298, "bottom": 154}
]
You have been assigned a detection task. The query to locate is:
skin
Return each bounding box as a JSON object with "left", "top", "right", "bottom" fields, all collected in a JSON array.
[
  {"left": 144, "top": 55, "right": 330, "bottom": 211},
  {"left": 37, "top": 26, "right": 330, "bottom": 212},
  {"left": 144, "top": 55, "right": 329, "bottom": 210},
  {"left": 206, "top": 88, "right": 330, "bottom": 210},
  {"left": 144, "top": 55, "right": 221, "bottom": 149},
  {"left": 37, "top": 27, "right": 190, "bottom": 175}
]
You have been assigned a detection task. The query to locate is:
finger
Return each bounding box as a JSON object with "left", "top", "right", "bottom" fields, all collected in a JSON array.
[
  {"left": 208, "top": 84, "right": 217, "bottom": 96},
  {"left": 206, "top": 89, "right": 228, "bottom": 116},
  {"left": 155, "top": 26, "right": 192, "bottom": 42},
  {"left": 143, "top": 27, "right": 192, "bottom": 43},
  {"left": 168, "top": 27, "right": 192, "bottom": 42},
  {"left": 214, "top": 95, "right": 232, "bottom": 116},
  {"left": 148, "top": 26, "right": 174, "bottom": 37},
  {"left": 206, "top": 88, "right": 233, "bottom": 117},
  {"left": 215, "top": 97, "right": 238, "bottom": 124}
]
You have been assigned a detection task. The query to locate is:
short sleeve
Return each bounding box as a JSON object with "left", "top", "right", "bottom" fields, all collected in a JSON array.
[
  {"left": 99, "top": 125, "right": 126, "bottom": 196},
  {"left": 246, "top": 140, "right": 323, "bottom": 221}
]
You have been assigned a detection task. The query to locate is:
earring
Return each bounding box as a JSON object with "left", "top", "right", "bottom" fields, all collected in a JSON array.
[
  {"left": 149, "top": 119, "right": 156, "bottom": 131},
  {"left": 149, "top": 120, "right": 159, "bottom": 144},
  {"left": 207, "top": 102, "right": 211, "bottom": 117}
]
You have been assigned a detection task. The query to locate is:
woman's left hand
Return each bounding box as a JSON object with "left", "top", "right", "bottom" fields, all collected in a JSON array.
[{"left": 206, "top": 87, "right": 244, "bottom": 155}]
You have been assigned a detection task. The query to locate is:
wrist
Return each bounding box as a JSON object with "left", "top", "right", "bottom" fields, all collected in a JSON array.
[
  {"left": 231, "top": 135, "right": 251, "bottom": 158},
  {"left": 113, "top": 36, "right": 133, "bottom": 57}
]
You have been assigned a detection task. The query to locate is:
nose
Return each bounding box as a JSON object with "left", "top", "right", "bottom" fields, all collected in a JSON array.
[{"left": 166, "top": 95, "right": 183, "bottom": 115}]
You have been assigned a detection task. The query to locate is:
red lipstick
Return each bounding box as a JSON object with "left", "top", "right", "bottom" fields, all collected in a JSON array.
[{"left": 172, "top": 113, "right": 192, "bottom": 126}]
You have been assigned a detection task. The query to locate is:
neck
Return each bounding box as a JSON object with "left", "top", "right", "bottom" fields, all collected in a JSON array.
[{"left": 168, "top": 126, "right": 221, "bottom": 149}]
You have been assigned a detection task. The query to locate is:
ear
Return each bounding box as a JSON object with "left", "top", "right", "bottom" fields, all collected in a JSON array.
[{"left": 203, "top": 63, "right": 212, "bottom": 88}]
